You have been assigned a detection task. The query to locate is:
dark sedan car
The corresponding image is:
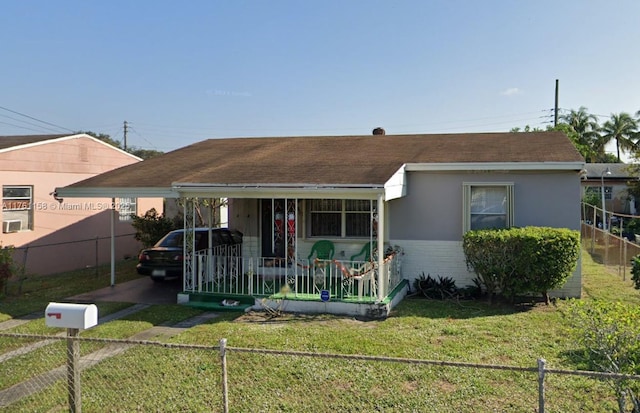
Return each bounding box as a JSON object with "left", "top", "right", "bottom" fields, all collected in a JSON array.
[{"left": 136, "top": 228, "right": 243, "bottom": 281}]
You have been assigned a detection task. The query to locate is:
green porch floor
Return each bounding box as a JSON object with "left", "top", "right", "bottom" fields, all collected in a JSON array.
[{"left": 182, "top": 280, "right": 408, "bottom": 312}]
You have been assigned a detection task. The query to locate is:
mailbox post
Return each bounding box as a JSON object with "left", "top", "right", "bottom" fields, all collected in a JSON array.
[{"left": 45, "top": 303, "right": 98, "bottom": 413}]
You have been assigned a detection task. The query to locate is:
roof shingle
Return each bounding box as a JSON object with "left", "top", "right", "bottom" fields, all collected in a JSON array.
[{"left": 67, "top": 131, "right": 584, "bottom": 189}]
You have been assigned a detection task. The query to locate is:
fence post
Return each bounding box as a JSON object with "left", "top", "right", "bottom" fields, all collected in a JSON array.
[
  {"left": 95, "top": 236, "right": 99, "bottom": 277},
  {"left": 538, "top": 358, "right": 546, "bottom": 413},
  {"left": 605, "top": 229, "right": 610, "bottom": 266},
  {"left": 623, "top": 239, "right": 627, "bottom": 281},
  {"left": 591, "top": 209, "right": 596, "bottom": 253},
  {"left": 220, "top": 338, "right": 229, "bottom": 413},
  {"left": 67, "top": 328, "right": 81, "bottom": 413}
]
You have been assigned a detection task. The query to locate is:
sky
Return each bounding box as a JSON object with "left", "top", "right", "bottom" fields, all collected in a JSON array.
[{"left": 1, "top": 1, "right": 640, "bottom": 156}]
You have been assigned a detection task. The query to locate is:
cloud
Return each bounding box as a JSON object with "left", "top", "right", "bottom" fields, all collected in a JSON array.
[
  {"left": 500, "top": 87, "right": 522, "bottom": 96},
  {"left": 205, "top": 89, "right": 252, "bottom": 97}
]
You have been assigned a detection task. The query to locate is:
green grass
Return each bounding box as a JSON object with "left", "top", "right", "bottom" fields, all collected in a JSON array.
[
  {"left": 1, "top": 249, "right": 639, "bottom": 412},
  {"left": 0, "top": 259, "right": 144, "bottom": 320}
]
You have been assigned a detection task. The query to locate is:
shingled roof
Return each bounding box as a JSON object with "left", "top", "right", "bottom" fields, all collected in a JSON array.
[
  {"left": 60, "top": 131, "right": 584, "bottom": 195},
  {"left": 0, "top": 134, "right": 70, "bottom": 151}
]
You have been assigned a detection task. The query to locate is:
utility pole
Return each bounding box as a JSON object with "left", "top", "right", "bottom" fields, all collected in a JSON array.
[
  {"left": 123, "top": 120, "right": 128, "bottom": 151},
  {"left": 554, "top": 79, "right": 559, "bottom": 127}
]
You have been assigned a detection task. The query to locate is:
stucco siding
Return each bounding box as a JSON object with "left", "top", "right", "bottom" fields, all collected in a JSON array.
[
  {"left": 0, "top": 136, "right": 162, "bottom": 275},
  {"left": 511, "top": 173, "right": 581, "bottom": 230},
  {"left": 0, "top": 136, "right": 138, "bottom": 173},
  {"left": 390, "top": 170, "right": 581, "bottom": 241}
]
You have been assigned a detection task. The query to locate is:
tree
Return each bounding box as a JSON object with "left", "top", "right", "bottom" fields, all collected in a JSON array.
[
  {"left": 130, "top": 208, "right": 179, "bottom": 248},
  {"left": 77, "top": 130, "right": 123, "bottom": 149},
  {"left": 128, "top": 147, "right": 164, "bottom": 160},
  {"left": 76, "top": 130, "right": 163, "bottom": 160},
  {"left": 559, "top": 107, "right": 603, "bottom": 162},
  {"left": 601, "top": 112, "right": 638, "bottom": 162},
  {"left": 509, "top": 125, "right": 544, "bottom": 133}
]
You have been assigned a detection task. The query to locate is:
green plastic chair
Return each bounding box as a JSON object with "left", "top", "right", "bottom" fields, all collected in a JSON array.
[
  {"left": 307, "top": 240, "right": 335, "bottom": 261},
  {"left": 350, "top": 241, "right": 377, "bottom": 262}
]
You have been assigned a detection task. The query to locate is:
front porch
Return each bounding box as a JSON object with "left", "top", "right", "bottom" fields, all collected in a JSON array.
[
  {"left": 169, "top": 191, "right": 409, "bottom": 317},
  {"left": 177, "top": 245, "right": 407, "bottom": 318}
]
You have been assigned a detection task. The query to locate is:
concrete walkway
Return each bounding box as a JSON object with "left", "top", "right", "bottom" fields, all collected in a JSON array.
[{"left": 69, "top": 276, "right": 182, "bottom": 305}]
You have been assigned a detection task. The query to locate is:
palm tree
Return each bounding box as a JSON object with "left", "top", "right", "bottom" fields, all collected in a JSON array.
[
  {"left": 601, "top": 112, "right": 638, "bottom": 162},
  {"left": 559, "top": 107, "right": 601, "bottom": 161}
]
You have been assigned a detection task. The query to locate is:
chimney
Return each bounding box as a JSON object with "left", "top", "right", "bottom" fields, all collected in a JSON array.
[{"left": 372, "top": 127, "right": 385, "bottom": 135}]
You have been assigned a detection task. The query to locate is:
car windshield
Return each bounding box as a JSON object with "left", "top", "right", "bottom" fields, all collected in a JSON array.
[
  {"left": 153, "top": 231, "right": 209, "bottom": 250},
  {"left": 155, "top": 232, "right": 183, "bottom": 248}
]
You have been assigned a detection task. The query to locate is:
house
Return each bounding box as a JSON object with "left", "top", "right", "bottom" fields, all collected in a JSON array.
[
  {"left": 56, "top": 131, "right": 585, "bottom": 317},
  {"left": 0, "top": 133, "right": 162, "bottom": 275},
  {"left": 581, "top": 163, "right": 638, "bottom": 221}
]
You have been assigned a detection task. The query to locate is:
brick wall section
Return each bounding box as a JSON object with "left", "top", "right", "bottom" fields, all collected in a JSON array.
[{"left": 393, "top": 239, "right": 582, "bottom": 298}]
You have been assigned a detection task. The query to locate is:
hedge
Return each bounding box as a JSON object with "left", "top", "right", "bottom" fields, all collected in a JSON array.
[{"left": 462, "top": 227, "right": 580, "bottom": 303}]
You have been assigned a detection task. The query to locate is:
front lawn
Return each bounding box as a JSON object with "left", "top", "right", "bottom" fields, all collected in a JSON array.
[{"left": 0, "top": 249, "right": 638, "bottom": 412}]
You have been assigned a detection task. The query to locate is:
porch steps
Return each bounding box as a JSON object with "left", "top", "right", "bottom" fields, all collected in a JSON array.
[{"left": 184, "top": 292, "right": 254, "bottom": 312}]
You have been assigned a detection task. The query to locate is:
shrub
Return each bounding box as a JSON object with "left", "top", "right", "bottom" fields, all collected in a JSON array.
[
  {"left": 631, "top": 255, "right": 640, "bottom": 290},
  {"left": 462, "top": 229, "right": 521, "bottom": 302},
  {"left": 131, "top": 208, "right": 179, "bottom": 248},
  {"left": 463, "top": 227, "right": 580, "bottom": 304},
  {"left": 565, "top": 299, "right": 640, "bottom": 412},
  {"left": 512, "top": 227, "right": 580, "bottom": 303},
  {"left": 412, "top": 273, "right": 481, "bottom": 300},
  {"left": 413, "top": 273, "right": 458, "bottom": 300},
  {"left": 0, "top": 244, "right": 15, "bottom": 293}
]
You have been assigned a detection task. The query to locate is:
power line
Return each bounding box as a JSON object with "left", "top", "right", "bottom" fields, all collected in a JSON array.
[
  {"left": 0, "top": 105, "right": 75, "bottom": 133},
  {"left": 128, "top": 125, "right": 160, "bottom": 150},
  {"left": 0, "top": 113, "right": 64, "bottom": 134},
  {"left": 0, "top": 120, "right": 56, "bottom": 134}
]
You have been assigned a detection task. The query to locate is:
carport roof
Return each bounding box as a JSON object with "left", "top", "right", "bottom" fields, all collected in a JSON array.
[{"left": 57, "top": 131, "right": 584, "bottom": 197}]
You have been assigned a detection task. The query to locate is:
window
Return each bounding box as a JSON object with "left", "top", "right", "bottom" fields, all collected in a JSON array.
[
  {"left": 463, "top": 183, "right": 513, "bottom": 232},
  {"left": 118, "top": 197, "right": 137, "bottom": 222},
  {"left": 307, "top": 199, "right": 372, "bottom": 238},
  {"left": 585, "top": 186, "right": 612, "bottom": 200},
  {"left": 2, "top": 186, "right": 33, "bottom": 232}
]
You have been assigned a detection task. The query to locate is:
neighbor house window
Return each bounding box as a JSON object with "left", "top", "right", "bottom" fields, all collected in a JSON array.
[
  {"left": 2, "top": 186, "right": 33, "bottom": 232},
  {"left": 585, "top": 186, "right": 612, "bottom": 200},
  {"left": 463, "top": 183, "right": 514, "bottom": 232},
  {"left": 118, "top": 197, "right": 137, "bottom": 222},
  {"left": 307, "top": 199, "right": 372, "bottom": 238}
]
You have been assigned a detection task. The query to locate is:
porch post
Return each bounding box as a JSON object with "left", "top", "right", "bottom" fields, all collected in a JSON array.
[
  {"left": 377, "top": 193, "right": 385, "bottom": 301},
  {"left": 183, "top": 197, "right": 196, "bottom": 291},
  {"left": 207, "top": 198, "right": 214, "bottom": 293},
  {"left": 110, "top": 197, "right": 116, "bottom": 287}
]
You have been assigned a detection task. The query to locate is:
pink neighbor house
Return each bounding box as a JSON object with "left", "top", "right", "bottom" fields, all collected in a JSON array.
[{"left": 0, "top": 133, "right": 162, "bottom": 275}]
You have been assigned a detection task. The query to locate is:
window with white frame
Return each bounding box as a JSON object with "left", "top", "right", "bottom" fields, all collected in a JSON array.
[
  {"left": 585, "top": 186, "right": 612, "bottom": 200},
  {"left": 463, "top": 183, "right": 514, "bottom": 232},
  {"left": 307, "top": 199, "right": 372, "bottom": 238},
  {"left": 2, "top": 186, "right": 33, "bottom": 232},
  {"left": 118, "top": 197, "right": 137, "bottom": 221}
]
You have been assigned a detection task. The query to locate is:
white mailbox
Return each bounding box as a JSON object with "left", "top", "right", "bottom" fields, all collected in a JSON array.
[{"left": 45, "top": 302, "right": 98, "bottom": 330}]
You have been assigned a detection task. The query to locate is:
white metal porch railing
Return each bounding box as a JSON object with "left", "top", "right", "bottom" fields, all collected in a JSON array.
[{"left": 186, "top": 249, "right": 403, "bottom": 303}]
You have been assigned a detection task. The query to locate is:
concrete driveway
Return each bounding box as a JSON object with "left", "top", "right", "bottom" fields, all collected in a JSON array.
[{"left": 69, "top": 276, "right": 182, "bottom": 305}]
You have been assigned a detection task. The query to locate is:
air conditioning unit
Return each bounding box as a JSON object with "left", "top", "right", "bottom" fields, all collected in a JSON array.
[{"left": 2, "top": 220, "right": 22, "bottom": 233}]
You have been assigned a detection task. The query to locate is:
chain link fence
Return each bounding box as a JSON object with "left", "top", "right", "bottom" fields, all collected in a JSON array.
[
  {"left": 1, "top": 332, "right": 639, "bottom": 412},
  {"left": 581, "top": 223, "right": 640, "bottom": 281},
  {"left": 8, "top": 233, "right": 139, "bottom": 280}
]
